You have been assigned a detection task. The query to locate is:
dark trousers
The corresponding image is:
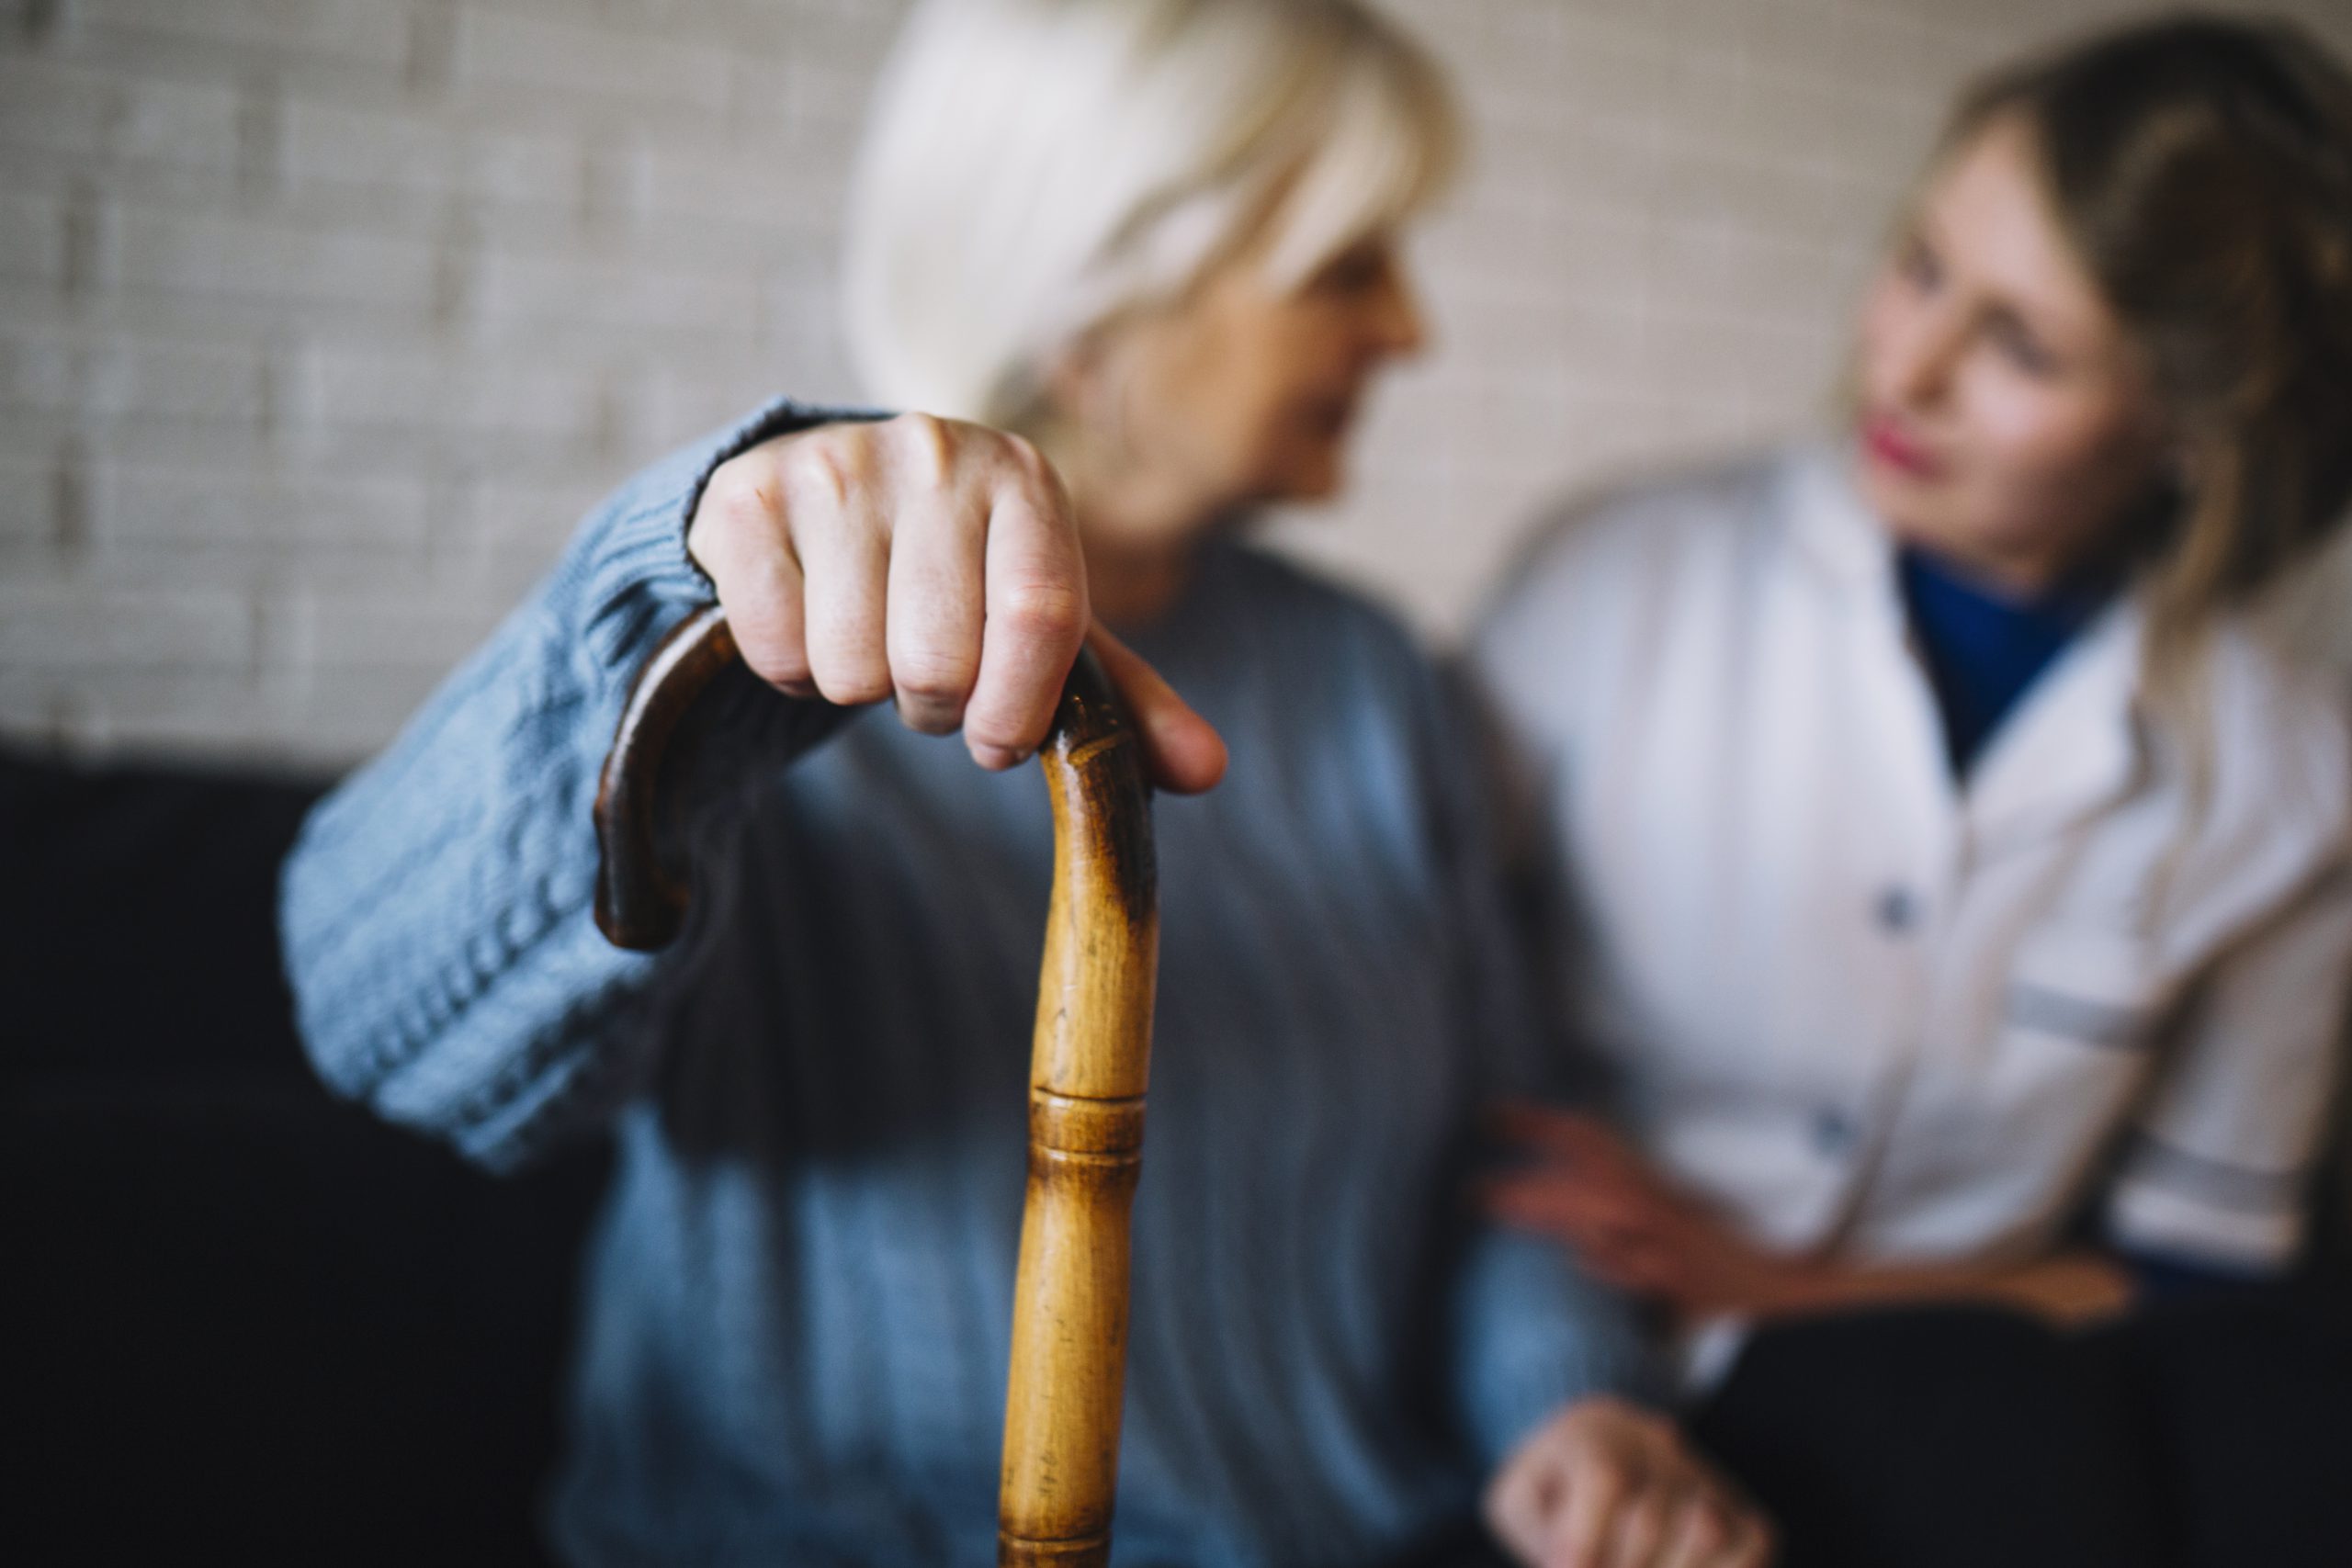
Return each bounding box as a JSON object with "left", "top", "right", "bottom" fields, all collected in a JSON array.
[{"left": 1690, "top": 1284, "right": 2352, "bottom": 1568}]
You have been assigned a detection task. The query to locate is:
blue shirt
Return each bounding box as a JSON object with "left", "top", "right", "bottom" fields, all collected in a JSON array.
[{"left": 1896, "top": 547, "right": 2117, "bottom": 777}]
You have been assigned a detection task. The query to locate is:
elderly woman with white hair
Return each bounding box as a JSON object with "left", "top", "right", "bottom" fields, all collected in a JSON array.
[{"left": 279, "top": 2, "right": 1767, "bottom": 1565}]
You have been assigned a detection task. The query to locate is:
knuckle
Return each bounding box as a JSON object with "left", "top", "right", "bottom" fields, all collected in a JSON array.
[
  {"left": 785, "top": 436, "right": 853, "bottom": 510},
  {"left": 894, "top": 645, "right": 978, "bottom": 705},
  {"left": 816, "top": 666, "right": 893, "bottom": 706},
  {"left": 1002, "top": 429, "right": 1048, "bottom": 478},
  {"left": 997, "top": 580, "right": 1086, "bottom": 644},
  {"left": 806, "top": 624, "right": 891, "bottom": 705},
  {"left": 733, "top": 622, "right": 809, "bottom": 691},
  {"left": 960, "top": 719, "right": 1014, "bottom": 750},
  {"left": 961, "top": 700, "right": 1038, "bottom": 752},
  {"left": 1584, "top": 1456, "right": 1629, "bottom": 1495},
  {"left": 896, "top": 699, "right": 961, "bottom": 736},
  {"left": 1012, "top": 436, "right": 1074, "bottom": 513},
  {"left": 704, "top": 468, "right": 777, "bottom": 539},
  {"left": 894, "top": 411, "right": 953, "bottom": 480},
  {"left": 743, "top": 645, "right": 812, "bottom": 693}
]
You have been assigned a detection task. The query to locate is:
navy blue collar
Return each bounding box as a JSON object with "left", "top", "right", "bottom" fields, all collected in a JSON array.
[{"left": 1896, "top": 546, "right": 2120, "bottom": 779}]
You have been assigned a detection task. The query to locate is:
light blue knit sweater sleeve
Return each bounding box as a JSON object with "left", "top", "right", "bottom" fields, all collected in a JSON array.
[
  {"left": 280, "top": 398, "right": 861, "bottom": 1172},
  {"left": 1452, "top": 1227, "right": 1664, "bottom": 1469}
]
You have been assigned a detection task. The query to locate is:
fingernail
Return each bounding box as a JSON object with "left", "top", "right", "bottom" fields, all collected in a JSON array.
[{"left": 971, "top": 743, "right": 1018, "bottom": 770}]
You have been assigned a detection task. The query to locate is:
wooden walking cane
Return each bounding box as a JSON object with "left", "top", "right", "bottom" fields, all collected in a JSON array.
[{"left": 592, "top": 603, "right": 1159, "bottom": 1568}]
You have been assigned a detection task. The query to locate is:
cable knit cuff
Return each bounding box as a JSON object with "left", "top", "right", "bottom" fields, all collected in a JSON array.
[
  {"left": 573, "top": 397, "right": 890, "bottom": 674},
  {"left": 1456, "top": 1229, "right": 1668, "bottom": 1471}
]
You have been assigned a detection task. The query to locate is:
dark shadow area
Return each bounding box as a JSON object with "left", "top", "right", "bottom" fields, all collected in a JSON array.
[{"left": 2, "top": 749, "right": 608, "bottom": 1564}]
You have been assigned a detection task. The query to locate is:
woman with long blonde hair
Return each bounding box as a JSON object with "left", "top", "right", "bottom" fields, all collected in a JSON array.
[{"left": 1475, "top": 15, "right": 2352, "bottom": 1566}]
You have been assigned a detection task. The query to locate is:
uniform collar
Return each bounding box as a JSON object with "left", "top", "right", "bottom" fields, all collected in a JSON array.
[
  {"left": 1783, "top": 442, "right": 2146, "bottom": 856},
  {"left": 1783, "top": 442, "right": 1895, "bottom": 598},
  {"left": 1963, "top": 598, "right": 2145, "bottom": 858}
]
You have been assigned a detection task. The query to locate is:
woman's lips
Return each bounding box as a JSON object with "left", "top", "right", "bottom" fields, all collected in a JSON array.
[{"left": 1860, "top": 412, "right": 1945, "bottom": 480}]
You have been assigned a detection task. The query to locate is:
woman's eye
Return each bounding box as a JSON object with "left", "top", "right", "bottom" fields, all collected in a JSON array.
[
  {"left": 1898, "top": 236, "right": 1942, "bottom": 292},
  {"left": 1987, "top": 313, "right": 2058, "bottom": 378}
]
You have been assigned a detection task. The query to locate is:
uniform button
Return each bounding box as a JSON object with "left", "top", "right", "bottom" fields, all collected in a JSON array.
[
  {"left": 1810, "top": 1107, "right": 1857, "bottom": 1156},
  {"left": 1874, "top": 886, "right": 1919, "bottom": 933}
]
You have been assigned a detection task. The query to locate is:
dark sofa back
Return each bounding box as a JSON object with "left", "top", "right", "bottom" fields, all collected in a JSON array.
[{"left": 2, "top": 750, "right": 606, "bottom": 1563}]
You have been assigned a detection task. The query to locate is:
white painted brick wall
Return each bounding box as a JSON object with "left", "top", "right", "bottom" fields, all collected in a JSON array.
[{"left": 2, "top": 0, "right": 2348, "bottom": 765}]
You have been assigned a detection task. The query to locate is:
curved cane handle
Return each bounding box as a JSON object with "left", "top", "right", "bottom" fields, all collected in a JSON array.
[
  {"left": 590, "top": 605, "right": 1158, "bottom": 1568},
  {"left": 593, "top": 604, "right": 740, "bottom": 950}
]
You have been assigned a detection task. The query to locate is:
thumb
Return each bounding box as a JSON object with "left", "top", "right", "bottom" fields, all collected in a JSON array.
[{"left": 1086, "top": 622, "right": 1227, "bottom": 795}]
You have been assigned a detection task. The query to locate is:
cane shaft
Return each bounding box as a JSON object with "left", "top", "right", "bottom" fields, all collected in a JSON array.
[
  {"left": 999, "top": 663, "right": 1158, "bottom": 1562},
  {"left": 593, "top": 609, "right": 1159, "bottom": 1564}
]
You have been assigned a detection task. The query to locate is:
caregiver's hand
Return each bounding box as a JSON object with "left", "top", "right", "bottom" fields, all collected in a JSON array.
[
  {"left": 1484, "top": 1106, "right": 2137, "bottom": 1330},
  {"left": 1487, "top": 1398, "right": 1773, "bottom": 1568},
  {"left": 687, "top": 412, "right": 1227, "bottom": 794},
  {"left": 1482, "top": 1107, "right": 1799, "bottom": 1324}
]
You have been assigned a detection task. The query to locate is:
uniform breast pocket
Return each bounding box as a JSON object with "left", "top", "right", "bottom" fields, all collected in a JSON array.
[
  {"left": 1949, "top": 924, "right": 2191, "bottom": 1244},
  {"left": 2003, "top": 922, "right": 2182, "bottom": 1058}
]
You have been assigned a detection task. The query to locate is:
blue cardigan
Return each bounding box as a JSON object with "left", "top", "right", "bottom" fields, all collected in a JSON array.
[{"left": 280, "top": 400, "right": 1653, "bottom": 1568}]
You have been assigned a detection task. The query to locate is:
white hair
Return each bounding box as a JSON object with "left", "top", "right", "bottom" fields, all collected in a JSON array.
[{"left": 842, "top": 0, "right": 1458, "bottom": 428}]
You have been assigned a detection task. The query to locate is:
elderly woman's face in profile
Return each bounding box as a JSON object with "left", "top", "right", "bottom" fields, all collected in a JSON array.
[
  {"left": 1850, "top": 115, "right": 2170, "bottom": 586},
  {"left": 1078, "top": 230, "right": 1427, "bottom": 536}
]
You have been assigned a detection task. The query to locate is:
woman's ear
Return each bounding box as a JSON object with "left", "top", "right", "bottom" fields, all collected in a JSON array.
[{"left": 1043, "top": 323, "right": 1145, "bottom": 470}]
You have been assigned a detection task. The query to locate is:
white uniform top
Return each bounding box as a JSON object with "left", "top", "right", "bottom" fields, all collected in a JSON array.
[{"left": 1472, "top": 444, "right": 2352, "bottom": 1279}]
